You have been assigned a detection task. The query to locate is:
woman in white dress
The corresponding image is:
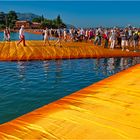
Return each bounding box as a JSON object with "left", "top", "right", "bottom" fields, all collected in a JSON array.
[{"left": 4, "top": 27, "right": 10, "bottom": 41}]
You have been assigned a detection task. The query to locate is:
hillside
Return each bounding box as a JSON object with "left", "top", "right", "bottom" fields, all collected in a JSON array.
[
  {"left": 17, "top": 13, "right": 40, "bottom": 21},
  {"left": 16, "top": 12, "right": 75, "bottom": 28}
]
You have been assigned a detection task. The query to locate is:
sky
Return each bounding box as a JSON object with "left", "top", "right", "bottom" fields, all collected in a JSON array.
[{"left": 0, "top": 1, "right": 140, "bottom": 27}]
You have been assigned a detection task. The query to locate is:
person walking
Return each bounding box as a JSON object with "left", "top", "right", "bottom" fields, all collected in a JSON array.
[
  {"left": 121, "top": 30, "right": 129, "bottom": 52},
  {"left": 133, "top": 30, "right": 139, "bottom": 52},
  {"left": 54, "top": 28, "right": 62, "bottom": 47},
  {"left": 17, "top": 25, "right": 26, "bottom": 46},
  {"left": 63, "top": 28, "right": 67, "bottom": 42},
  {"left": 103, "top": 30, "right": 109, "bottom": 48},
  {"left": 94, "top": 28, "right": 101, "bottom": 46},
  {"left": 110, "top": 29, "right": 116, "bottom": 49},
  {"left": 4, "top": 27, "right": 10, "bottom": 41},
  {"left": 43, "top": 27, "right": 51, "bottom": 46}
]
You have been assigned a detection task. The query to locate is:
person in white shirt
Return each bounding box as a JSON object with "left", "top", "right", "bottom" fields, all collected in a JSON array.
[
  {"left": 54, "top": 28, "right": 62, "bottom": 47},
  {"left": 63, "top": 28, "right": 67, "bottom": 42},
  {"left": 17, "top": 25, "right": 26, "bottom": 46},
  {"left": 43, "top": 27, "right": 51, "bottom": 46},
  {"left": 4, "top": 28, "right": 8, "bottom": 41},
  {"left": 4, "top": 27, "right": 10, "bottom": 41},
  {"left": 69, "top": 28, "right": 74, "bottom": 41},
  {"left": 110, "top": 29, "right": 116, "bottom": 49}
]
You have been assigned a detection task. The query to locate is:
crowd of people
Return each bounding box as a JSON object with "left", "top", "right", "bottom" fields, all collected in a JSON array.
[
  {"left": 2, "top": 25, "right": 140, "bottom": 52},
  {"left": 41, "top": 26, "right": 140, "bottom": 52}
]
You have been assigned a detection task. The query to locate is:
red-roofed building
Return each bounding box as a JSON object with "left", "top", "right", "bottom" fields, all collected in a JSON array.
[
  {"left": 15, "top": 21, "right": 41, "bottom": 29},
  {"left": 15, "top": 21, "right": 31, "bottom": 29},
  {"left": 31, "top": 22, "right": 41, "bottom": 29}
]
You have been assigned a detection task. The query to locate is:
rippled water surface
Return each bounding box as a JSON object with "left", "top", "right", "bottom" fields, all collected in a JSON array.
[{"left": 0, "top": 57, "right": 140, "bottom": 124}]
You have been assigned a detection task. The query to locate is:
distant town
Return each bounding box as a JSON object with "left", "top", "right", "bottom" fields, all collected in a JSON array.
[{"left": 0, "top": 11, "right": 66, "bottom": 29}]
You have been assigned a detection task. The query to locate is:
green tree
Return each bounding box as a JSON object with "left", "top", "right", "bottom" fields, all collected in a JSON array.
[
  {"left": 0, "top": 12, "right": 6, "bottom": 25},
  {"left": 0, "top": 24, "right": 6, "bottom": 29},
  {"left": 55, "top": 15, "right": 66, "bottom": 28},
  {"left": 7, "top": 11, "right": 17, "bottom": 28},
  {"left": 32, "top": 15, "right": 45, "bottom": 23},
  {"left": 32, "top": 17, "right": 41, "bottom": 23},
  {"left": 56, "top": 15, "right": 62, "bottom": 25},
  {"left": 39, "top": 14, "right": 66, "bottom": 29},
  {"left": 41, "top": 15, "right": 44, "bottom": 22},
  {"left": 41, "top": 19, "right": 53, "bottom": 28}
]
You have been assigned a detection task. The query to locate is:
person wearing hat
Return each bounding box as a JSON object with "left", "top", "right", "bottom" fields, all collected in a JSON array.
[{"left": 17, "top": 25, "right": 26, "bottom": 46}]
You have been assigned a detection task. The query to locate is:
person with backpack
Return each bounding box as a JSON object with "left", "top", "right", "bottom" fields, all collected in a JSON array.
[
  {"left": 103, "top": 29, "right": 109, "bottom": 48},
  {"left": 116, "top": 30, "right": 122, "bottom": 49},
  {"left": 121, "top": 31, "right": 129, "bottom": 52},
  {"left": 133, "top": 30, "right": 139, "bottom": 52},
  {"left": 94, "top": 28, "right": 101, "bottom": 46}
]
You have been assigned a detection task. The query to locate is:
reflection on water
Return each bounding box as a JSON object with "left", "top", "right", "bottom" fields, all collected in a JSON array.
[
  {"left": 0, "top": 57, "right": 140, "bottom": 124},
  {"left": 107, "top": 58, "right": 115, "bottom": 74},
  {"left": 17, "top": 61, "right": 26, "bottom": 80},
  {"left": 55, "top": 60, "right": 62, "bottom": 84},
  {"left": 43, "top": 60, "right": 49, "bottom": 77}
]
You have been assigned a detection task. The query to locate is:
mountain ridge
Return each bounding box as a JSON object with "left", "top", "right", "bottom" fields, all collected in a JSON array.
[{"left": 17, "top": 12, "right": 41, "bottom": 21}]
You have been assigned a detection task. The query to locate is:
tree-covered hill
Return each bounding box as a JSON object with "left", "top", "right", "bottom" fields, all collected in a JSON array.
[{"left": 0, "top": 11, "right": 75, "bottom": 29}]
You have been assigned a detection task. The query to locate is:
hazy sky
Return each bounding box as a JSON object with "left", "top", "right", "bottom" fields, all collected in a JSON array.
[{"left": 0, "top": 1, "right": 140, "bottom": 27}]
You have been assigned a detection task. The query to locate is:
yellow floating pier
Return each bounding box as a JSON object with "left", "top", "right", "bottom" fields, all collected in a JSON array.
[
  {"left": 0, "top": 64, "right": 140, "bottom": 139},
  {"left": 0, "top": 41, "right": 140, "bottom": 61}
]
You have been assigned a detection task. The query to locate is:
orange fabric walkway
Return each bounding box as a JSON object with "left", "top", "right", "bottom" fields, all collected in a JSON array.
[
  {"left": 0, "top": 41, "right": 140, "bottom": 61},
  {"left": 0, "top": 64, "right": 140, "bottom": 139}
]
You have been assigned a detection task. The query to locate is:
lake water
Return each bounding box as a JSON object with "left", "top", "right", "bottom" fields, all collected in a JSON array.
[
  {"left": 0, "top": 32, "right": 43, "bottom": 41},
  {"left": 0, "top": 57, "right": 140, "bottom": 124}
]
